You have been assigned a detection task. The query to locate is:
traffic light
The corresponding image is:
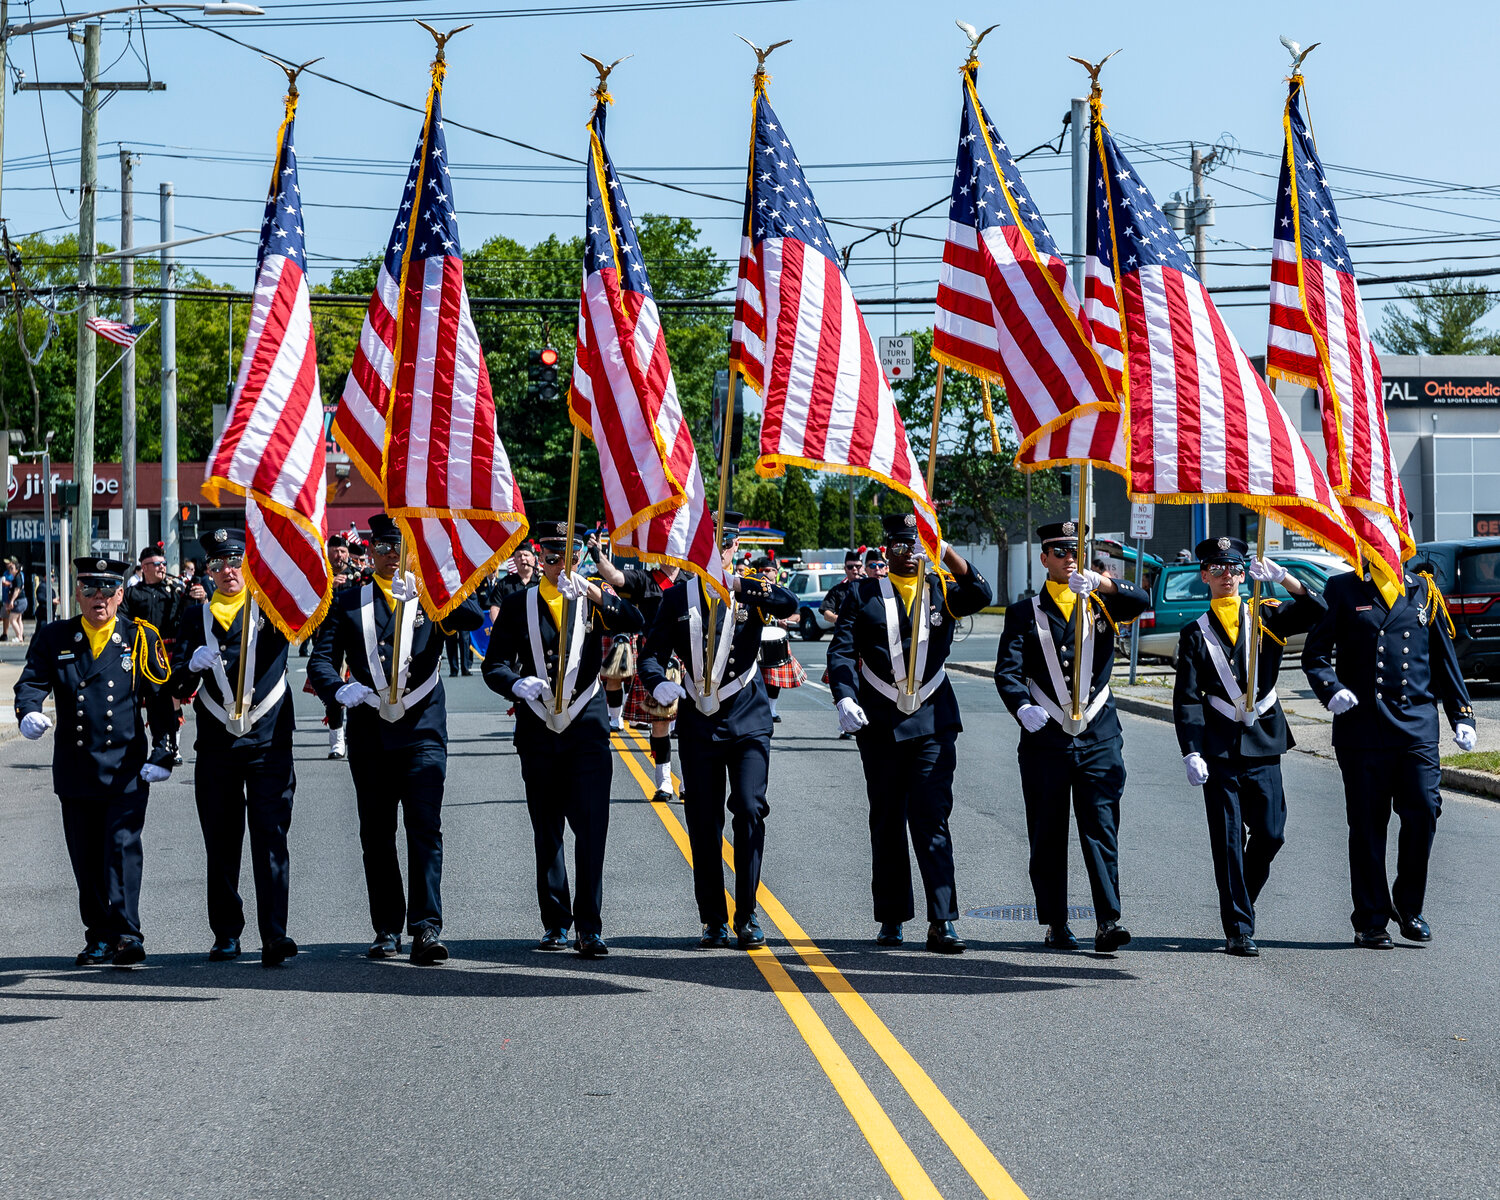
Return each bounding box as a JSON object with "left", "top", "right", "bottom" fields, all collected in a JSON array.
[
  {"left": 527, "top": 346, "right": 561, "bottom": 404},
  {"left": 179, "top": 502, "right": 199, "bottom": 542}
]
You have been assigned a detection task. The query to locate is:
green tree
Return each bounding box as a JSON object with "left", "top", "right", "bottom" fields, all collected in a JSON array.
[
  {"left": 779, "top": 467, "right": 818, "bottom": 556},
  {"left": 1374, "top": 272, "right": 1500, "bottom": 356},
  {"left": 816, "top": 479, "right": 884, "bottom": 549}
]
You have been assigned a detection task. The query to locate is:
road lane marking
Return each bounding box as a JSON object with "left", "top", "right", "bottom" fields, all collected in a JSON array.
[
  {"left": 610, "top": 734, "right": 942, "bottom": 1200},
  {"left": 619, "top": 726, "right": 1029, "bottom": 1200}
]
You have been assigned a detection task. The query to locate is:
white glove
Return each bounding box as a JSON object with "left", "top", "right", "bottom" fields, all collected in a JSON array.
[
  {"left": 1183, "top": 752, "right": 1210, "bottom": 787},
  {"left": 1016, "top": 704, "right": 1050, "bottom": 734},
  {"left": 336, "top": 680, "right": 376, "bottom": 708},
  {"left": 556, "top": 571, "right": 589, "bottom": 601},
  {"left": 19, "top": 712, "right": 51, "bottom": 740},
  {"left": 512, "top": 676, "right": 546, "bottom": 701},
  {"left": 1454, "top": 723, "right": 1477, "bottom": 752},
  {"left": 189, "top": 645, "right": 221, "bottom": 673},
  {"left": 1248, "top": 557, "right": 1287, "bottom": 584},
  {"left": 836, "top": 697, "right": 869, "bottom": 734},
  {"left": 1068, "top": 568, "right": 1103, "bottom": 596},
  {"left": 389, "top": 571, "right": 420, "bottom": 604},
  {"left": 139, "top": 763, "right": 171, "bottom": 784},
  {"left": 652, "top": 680, "right": 688, "bottom": 706},
  {"left": 1326, "top": 688, "right": 1359, "bottom": 715}
]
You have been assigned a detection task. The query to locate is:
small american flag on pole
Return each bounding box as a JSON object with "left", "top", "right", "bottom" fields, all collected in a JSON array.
[
  {"left": 730, "top": 67, "right": 941, "bottom": 564},
  {"left": 1267, "top": 75, "right": 1411, "bottom": 602},
  {"left": 202, "top": 96, "right": 331, "bottom": 641},
  {"left": 332, "top": 56, "right": 527, "bottom": 618},
  {"left": 85, "top": 317, "right": 150, "bottom": 348},
  {"left": 569, "top": 94, "right": 728, "bottom": 601}
]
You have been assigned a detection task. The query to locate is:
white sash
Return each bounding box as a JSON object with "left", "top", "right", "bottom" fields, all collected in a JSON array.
[
  {"left": 1196, "top": 608, "right": 1277, "bottom": 726},
  {"left": 197, "top": 598, "right": 285, "bottom": 736},
  {"left": 1027, "top": 593, "right": 1104, "bottom": 737},
  {"left": 864, "top": 575, "right": 939, "bottom": 714},
  {"left": 359, "top": 583, "right": 435, "bottom": 723},
  {"left": 523, "top": 586, "right": 598, "bottom": 733},
  {"left": 683, "top": 577, "right": 747, "bottom": 715}
]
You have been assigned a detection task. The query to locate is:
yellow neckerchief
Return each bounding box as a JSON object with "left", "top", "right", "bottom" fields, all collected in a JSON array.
[
  {"left": 889, "top": 569, "right": 923, "bottom": 615},
  {"left": 1209, "top": 595, "right": 1241, "bottom": 645},
  {"left": 82, "top": 615, "right": 116, "bottom": 660},
  {"left": 538, "top": 575, "right": 565, "bottom": 631},
  {"left": 372, "top": 572, "right": 394, "bottom": 610},
  {"left": 209, "top": 585, "right": 247, "bottom": 632},
  {"left": 1045, "top": 578, "right": 1076, "bottom": 622}
]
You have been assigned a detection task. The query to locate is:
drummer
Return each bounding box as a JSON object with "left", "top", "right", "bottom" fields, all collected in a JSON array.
[{"left": 755, "top": 556, "right": 805, "bottom": 728}]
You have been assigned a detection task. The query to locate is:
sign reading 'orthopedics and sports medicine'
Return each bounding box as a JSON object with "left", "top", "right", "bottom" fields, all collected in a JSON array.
[{"left": 1383, "top": 376, "right": 1500, "bottom": 406}]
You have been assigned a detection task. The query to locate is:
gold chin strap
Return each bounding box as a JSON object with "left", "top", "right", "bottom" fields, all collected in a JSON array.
[{"left": 132, "top": 619, "right": 172, "bottom": 685}]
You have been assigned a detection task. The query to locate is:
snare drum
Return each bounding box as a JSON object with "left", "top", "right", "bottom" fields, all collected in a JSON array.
[{"left": 759, "top": 625, "right": 792, "bottom": 668}]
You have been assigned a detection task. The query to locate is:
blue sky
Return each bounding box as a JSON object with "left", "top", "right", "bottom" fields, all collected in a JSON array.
[{"left": 3, "top": 0, "right": 1497, "bottom": 353}]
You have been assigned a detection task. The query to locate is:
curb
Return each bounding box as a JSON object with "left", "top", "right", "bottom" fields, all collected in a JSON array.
[{"left": 1440, "top": 766, "right": 1500, "bottom": 802}]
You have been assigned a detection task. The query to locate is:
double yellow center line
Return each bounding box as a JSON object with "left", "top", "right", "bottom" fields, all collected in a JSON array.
[{"left": 609, "top": 728, "right": 1028, "bottom": 1200}]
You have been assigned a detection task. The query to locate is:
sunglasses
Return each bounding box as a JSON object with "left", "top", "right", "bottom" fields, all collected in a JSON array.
[
  {"left": 866, "top": 560, "right": 887, "bottom": 569},
  {"left": 541, "top": 551, "right": 566, "bottom": 565},
  {"left": 78, "top": 580, "right": 121, "bottom": 597},
  {"left": 1044, "top": 545, "right": 1076, "bottom": 558},
  {"left": 207, "top": 556, "right": 245, "bottom": 572},
  {"left": 369, "top": 541, "right": 399, "bottom": 556},
  {"left": 1205, "top": 563, "right": 1246, "bottom": 578}
]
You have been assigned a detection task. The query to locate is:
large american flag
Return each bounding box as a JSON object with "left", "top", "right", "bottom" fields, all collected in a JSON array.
[
  {"left": 1052, "top": 97, "right": 1357, "bottom": 561},
  {"left": 332, "top": 67, "right": 527, "bottom": 619},
  {"left": 569, "top": 99, "right": 728, "bottom": 601},
  {"left": 730, "top": 79, "right": 941, "bottom": 563},
  {"left": 202, "top": 102, "right": 331, "bottom": 641},
  {"left": 933, "top": 63, "right": 1120, "bottom": 467},
  {"left": 1267, "top": 76, "right": 1411, "bottom": 599}
]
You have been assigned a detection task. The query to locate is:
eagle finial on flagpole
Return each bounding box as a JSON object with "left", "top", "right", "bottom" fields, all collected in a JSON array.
[
  {"left": 1279, "top": 35, "right": 1321, "bottom": 77},
  {"left": 260, "top": 55, "right": 323, "bottom": 102},
  {"left": 956, "top": 20, "right": 998, "bottom": 68},
  {"left": 417, "top": 19, "right": 472, "bottom": 66},
  {"left": 582, "top": 53, "right": 633, "bottom": 104},
  {"left": 1067, "top": 49, "right": 1121, "bottom": 98},
  {"left": 737, "top": 35, "right": 791, "bottom": 84}
]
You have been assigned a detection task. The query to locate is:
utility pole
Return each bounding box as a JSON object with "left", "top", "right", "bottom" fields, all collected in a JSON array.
[
  {"left": 119, "top": 148, "right": 137, "bottom": 555},
  {"left": 72, "top": 21, "right": 100, "bottom": 559},
  {"left": 160, "top": 181, "right": 178, "bottom": 572},
  {"left": 1069, "top": 96, "right": 1087, "bottom": 525},
  {"left": 1190, "top": 145, "right": 1214, "bottom": 544},
  {"left": 0, "top": 0, "right": 9, "bottom": 216}
]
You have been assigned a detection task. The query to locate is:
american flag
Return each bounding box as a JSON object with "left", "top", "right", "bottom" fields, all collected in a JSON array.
[
  {"left": 332, "top": 66, "right": 527, "bottom": 619},
  {"left": 729, "top": 78, "right": 941, "bottom": 564},
  {"left": 933, "top": 63, "right": 1120, "bottom": 465},
  {"left": 1266, "top": 76, "right": 1411, "bottom": 600},
  {"left": 202, "top": 103, "right": 331, "bottom": 641},
  {"left": 569, "top": 98, "right": 728, "bottom": 601},
  {"left": 85, "top": 317, "right": 150, "bottom": 347},
  {"left": 1052, "top": 97, "right": 1356, "bottom": 562}
]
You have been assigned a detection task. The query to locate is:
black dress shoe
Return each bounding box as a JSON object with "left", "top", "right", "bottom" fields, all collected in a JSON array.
[
  {"left": 876, "top": 922, "right": 904, "bottom": 947},
  {"left": 1354, "top": 927, "right": 1394, "bottom": 949},
  {"left": 1044, "top": 923, "right": 1078, "bottom": 950},
  {"left": 410, "top": 928, "right": 449, "bottom": 965},
  {"left": 1398, "top": 913, "right": 1432, "bottom": 942},
  {"left": 537, "top": 928, "right": 569, "bottom": 951},
  {"left": 261, "top": 937, "right": 298, "bottom": 967},
  {"left": 651, "top": 790, "right": 673, "bottom": 804},
  {"left": 1094, "top": 921, "right": 1132, "bottom": 953},
  {"left": 74, "top": 940, "right": 113, "bottom": 966},
  {"left": 926, "top": 921, "right": 966, "bottom": 954},
  {"left": 735, "top": 916, "right": 766, "bottom": 949},
  {"left": 1226, "top": 934, "right": 1260, "bottom": 957},
  {"left": 773, "top": 714, "right": 782, "bottom": 723},
  {"left": 208, "top": 937, "right": 241, "bottom": 962},
  {"left": 575, "top": 933, "right": 609, "bottom": 958},
  {"left": 112, "top": 937, "right": 146, "bottom": 967},
  {"left": 699, "top": 923, "right": 731, "bottom": 948},
  {"left": 367, "top": 932, "right": 402, "bottom": 959}
]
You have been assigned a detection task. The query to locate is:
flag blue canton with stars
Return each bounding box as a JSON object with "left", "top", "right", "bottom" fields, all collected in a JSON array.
[
  {"left": 949, "top": 74, "right": 1059, "bottom": 255},
  {"left": 745, "top": 92, "right": 835, "bottom": 262},
  {"left": 1276, "top": 84, "right": 1353, "bottom": 270},
  {"left": 1093, "top": 123, "right": 1196, "bottom": 278},
  {"left": 383, "top": 88, "right": 462, "bottom": 276},
  {"left": 584, "top": 103, "right": 650, "bottom": 296},
  {"left": 259, "top": 113, "right": 306, "bottom": 270}
]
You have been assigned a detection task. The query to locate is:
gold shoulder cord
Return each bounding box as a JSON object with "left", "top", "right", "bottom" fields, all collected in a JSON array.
[
  {"left": 1089, "top": 592, "right": 1120, "bottom": 634},
  {"left": 1425, "top": 576, "right": 1456, "bottom": 638},
  {"left": 132, "top": 619, "right": 173, "bottom": 686}
]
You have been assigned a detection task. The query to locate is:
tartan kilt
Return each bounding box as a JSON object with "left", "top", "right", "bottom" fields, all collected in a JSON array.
[
  {"left": 763, "top": 655, "right": 807, "bottom": 689},
  {"left": 623, "top": 663, "right": 680, "bottom": 727}
]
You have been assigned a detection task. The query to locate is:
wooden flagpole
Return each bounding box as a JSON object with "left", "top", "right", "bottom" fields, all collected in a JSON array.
[
  {"left": 554, "top": 428, "right": 584, "bottom": 715},
  {"left": 1245, "top": 519, "right": 1268, "bottom": 716},
  {"left": 233, "top": 592, "right": 254, "bottom": 724},
  {"left": 386, "top": 533, "right": 406, "bottom": 706},
  {"left": 903, "top": 363, "right": 945, "bottom": 703},
  {"left": 1071, "top": 464, "right": 1091, "bottom": 723}
]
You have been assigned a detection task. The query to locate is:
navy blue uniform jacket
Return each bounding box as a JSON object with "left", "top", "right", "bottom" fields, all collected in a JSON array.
[{"left": 172, "top": 600, "right": 294, "bottom": 750}]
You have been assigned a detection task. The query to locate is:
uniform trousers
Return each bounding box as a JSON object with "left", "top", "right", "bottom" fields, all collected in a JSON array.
[
  {"left": 856, "top": 728, "right": 959, "bottom": 923},
  {"left": 192, "top": 732, "right": 294, "bottom": 943},
  {"left": 678, "top": 733, "right": 770, "bottom": 927},
  {"left": 1335, "top": 743, "right": 1441, "bottom": 931},
  {"left": 516, "top": 733, "right": 611, "bottom": 935},
  {"left": 348, "top": 733, "right": 446, "bottom": 936},
  {"left": 1017, "top": 734, "right": 1125, "bottom": 926},
  {"left": 59, "top": 784, "right": 149, "bottom": 943},
  {"left": 1202, "top": 754, "right": 1286, "bottom": 938}
]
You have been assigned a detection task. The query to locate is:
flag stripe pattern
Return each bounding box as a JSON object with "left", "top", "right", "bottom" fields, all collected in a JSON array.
[
  {"left": 202, "top": 105, "right": 331, "bottom": 641},
  {"left": 85, "top": 317, "right": 149, "bottom": 347},
  {"left": 1085, "top": 96, "right": 1356, "bottom": 560},
  {"left": 933, "top": 64, "right": 1119, "bottom": 461},
  {"left": 569, "top": 100, "right": 729, "bottom": 601},
  {"left": 332, "top": 69, "right": 527, "bottom": 619},
  {"left": 730, "top": 80, "right": 941, "bottom": 562},
  {"left": 1266, "top": 77, "right": 1412, "bottom": 591}
]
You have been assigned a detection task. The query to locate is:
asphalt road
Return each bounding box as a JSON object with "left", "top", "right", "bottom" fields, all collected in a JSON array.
[{"left": 2, "top": 639, "right": 1498, "bottom": 1200}]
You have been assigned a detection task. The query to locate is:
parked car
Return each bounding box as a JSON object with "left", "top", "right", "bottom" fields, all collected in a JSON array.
[
  {"left": 1412, "top": 538, "right": 1500, "bottom": 680},
  {"left": 1136, "top": 552, "right": 1351, "bottom": 664},
  {"left": 785, "top": 566, "right": 850, "bottom": 640}
]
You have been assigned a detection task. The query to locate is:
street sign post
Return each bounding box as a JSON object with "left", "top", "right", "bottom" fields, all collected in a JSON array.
[
  {"left": 1129, "top": 502, "right": 1155, "bottom": 540},
  {"left": 1127, "top": 503, "right": 1153, "bottom": 684},
  {"left": 878, "top": 335, "right": 915, "bottom": 383}
]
